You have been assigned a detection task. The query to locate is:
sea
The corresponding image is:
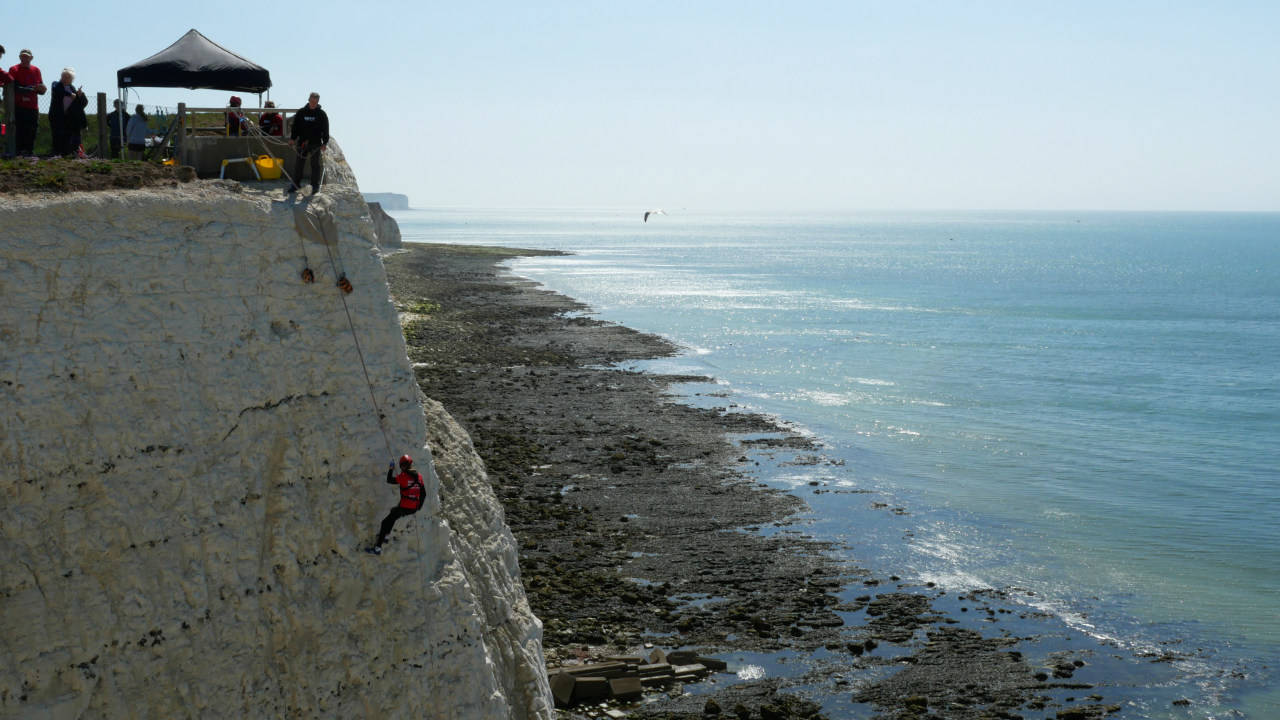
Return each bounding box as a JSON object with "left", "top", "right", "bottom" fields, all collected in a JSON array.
[{"left": 388, "top": 207, "right": 1279, "bottom": 719}]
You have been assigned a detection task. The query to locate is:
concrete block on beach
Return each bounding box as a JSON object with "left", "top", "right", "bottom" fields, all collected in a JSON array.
[
  {"left": 574, "top": 677, "right": 610, "bottom": 701},
  {"left": 609, "top": 676, "right": 643, "bottom": 701},
  {"left": 557, "top": 661, "right": 629, "bottom": 677},
  {"left": 546, "top": 648, "right": 721, "bottom": 705},
  {"left": 666, "top": 650, "right": 698, "bottom": 665},
  {"left": 697, "top": 656, "right": 729, "bottom": 671},
  {"left": 672, "top": 663, "right": 709, "bottom": 680},
  {"left": 605, "top": 655, "right": 645, "bottom": 665},
  {"left": 551, "top": 671, "right": 577, "bottom": 708}
]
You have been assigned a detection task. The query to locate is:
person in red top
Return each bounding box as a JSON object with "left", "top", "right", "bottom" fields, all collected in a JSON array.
[
  {"left": 226, "top": 95, "right": 249, "bottom": 136},
  {"left": 366, "top": 455, "right": 426, "bottom": 556},
  {"left": 0, "top": 46, "right": 11, "bottom": 86},
  {"left": 8, "top": 49, "right": 47, "bottom": 156},
  {"left": 258, "top": 100, "right": 283, "bottom": 137},
  {"left": 0, "top": 47, "right": 9, "bottom": 145}
]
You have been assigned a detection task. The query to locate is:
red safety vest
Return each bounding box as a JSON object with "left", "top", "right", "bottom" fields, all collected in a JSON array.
[{"left": 397, "top": 471, "right": 425, "bottom": 511}]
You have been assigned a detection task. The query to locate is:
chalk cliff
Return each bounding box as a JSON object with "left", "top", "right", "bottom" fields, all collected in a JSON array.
[
  {"left": 0, "top": 148, "right": 551, "bottom": 719},
  {"left": 367, "top": 202, "right": 403, "bottom": 250}
]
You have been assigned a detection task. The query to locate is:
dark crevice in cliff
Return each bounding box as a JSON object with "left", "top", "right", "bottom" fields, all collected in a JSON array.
[{"left": 221, "top": 391, "right": 331, "bottom": 441}]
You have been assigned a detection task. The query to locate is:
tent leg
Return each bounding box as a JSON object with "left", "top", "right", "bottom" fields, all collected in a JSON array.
[
  {"left": 117, "top": 88, "right": 125, "bottom": 160},
  {"left": 176, "top": 102, "right": 186, "bottom": 166}
]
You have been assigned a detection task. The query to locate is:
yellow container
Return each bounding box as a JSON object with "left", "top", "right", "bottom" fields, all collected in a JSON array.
[{"left": 255, "top": 155, "right": 283, "bottom": 180}]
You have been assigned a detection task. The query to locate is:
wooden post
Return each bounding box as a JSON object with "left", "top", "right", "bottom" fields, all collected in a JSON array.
[
  {"left": 96, "top": 92, "right": 108, "bottom": 158},
  {"left": 176, "top": 103, "right": 186, "bottom": 166},
  {"left": 148, "top": 117, "right": 178, "bottom": 163}
]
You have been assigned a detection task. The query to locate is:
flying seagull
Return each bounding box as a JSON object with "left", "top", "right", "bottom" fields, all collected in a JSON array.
[{"left": 644, "top": 209, "right": 667, "bottom": 222}]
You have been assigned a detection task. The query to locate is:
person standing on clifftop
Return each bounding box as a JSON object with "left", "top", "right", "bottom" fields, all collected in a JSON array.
[
  {"left": 125, "top": 105, "right": 148, "bottom": 160},
  {"left": 106, "top": 99, "right": 128, "bottom": 158},
  {"left": 8, "top": 49, "right": 47, "bottom": 157},
  {"left": 0, "top": 46, "right": 11, "bottom": 89},
  {"left": 366, "top": 455, "right": 426, "bottom": 556},
  {"left": 287, "top": 92, "right": 329, "bottom": 195},
  {"left": 48, "top": 68, "right": 88, "bottom": 157}
]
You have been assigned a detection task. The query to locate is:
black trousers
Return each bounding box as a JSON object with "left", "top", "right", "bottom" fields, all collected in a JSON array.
[
  {"left": 376, "top": 506, "right": 419, "bottom": 546},
  {"left": 50, "top": 116, "right": 67, "bottom": 156},
  {"left": 292, "top": 145, "right": 324, "bottom": 191},
  {"left": 15, "top": 107, "right": 38, "bottom": 156}
]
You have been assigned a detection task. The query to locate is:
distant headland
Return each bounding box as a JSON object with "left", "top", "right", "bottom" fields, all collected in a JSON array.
[{"left": 363, "top": 192, "right": 410, "bottom": 210}]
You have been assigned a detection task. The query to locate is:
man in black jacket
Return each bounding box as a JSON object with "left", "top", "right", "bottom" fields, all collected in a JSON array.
[
  {"left": 288, "top": 92, "right": 329, "bottom": 195},
  {"left": 106, "top": 99, "right": 129, "bottom": 158}
]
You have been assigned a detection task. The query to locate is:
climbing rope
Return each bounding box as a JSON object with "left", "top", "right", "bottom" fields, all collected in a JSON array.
[
  {"left": 294, "top": 223, "right": 315, "bottom": 284},
  {"left": 217, "top": 138, "right": 387, "bottom": 459},
  {"left": 243, "top": 117, "right": 452, "bottom": 707},
  {"left": 217, "top": 154, "right": 447, "bottom": 712},
  {"left": 246, "top": 118, "right": 336, "bottom": 288},
  {"left": 317, "top": 213, "right": 350, "bottom": 291},
  {"left": 240, "top": 116, "right": 325, "bottom": 195},
  {"left": 338, "top": 282, "right": 393, "bottom": 460},
  {"left": 236, "top": 115, "right": 382, "bottom": 454},
  {"left": 255, "top": 127, "right": 316, "bottom": 285},
  {"left": 247, "top": 122, "right": 393, "bottom": 486},
  {"left": 309, "top": 207, "right": 394, "bottom": 460}
]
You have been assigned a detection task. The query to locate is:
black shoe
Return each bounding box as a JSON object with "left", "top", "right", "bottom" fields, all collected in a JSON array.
[
  {"left": 287, "top": 184, "right": 298, "bottom": 194},
  {"left": 365, "top": 546, "right": 381, "bottom": 556},
  {"left": 311, "top": 186, "right": 321, "bottom": 195}
]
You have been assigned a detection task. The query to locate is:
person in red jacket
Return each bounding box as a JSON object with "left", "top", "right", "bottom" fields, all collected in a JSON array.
[
  {"left": 0, "top": 47, "right": 9, "bottom": 143},
  {"left": 225, "top": 95, "right": 249, "bottom": 136},
  {"left": 258, "top": 100, "right": 283, "bottom": 136},
  {"left": 8, "top": 49, "right": 46, "bottom": 156},
  {"left": 366, "top": 455, "right": 426, "bottom": 556}
]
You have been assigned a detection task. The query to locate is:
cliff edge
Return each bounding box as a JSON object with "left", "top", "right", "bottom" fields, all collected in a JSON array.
[{"left": 0, "top": 149, "right": 551, "bottom": 719}]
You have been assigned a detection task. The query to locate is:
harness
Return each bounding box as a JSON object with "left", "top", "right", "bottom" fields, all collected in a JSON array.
[{"left": 400, "top": 470, "right": 425, "bottom": 511}]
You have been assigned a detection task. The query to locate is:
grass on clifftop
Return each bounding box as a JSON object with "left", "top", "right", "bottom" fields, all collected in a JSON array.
[{"left": 0, "top": 157, "right": 183, "bottom": 194}]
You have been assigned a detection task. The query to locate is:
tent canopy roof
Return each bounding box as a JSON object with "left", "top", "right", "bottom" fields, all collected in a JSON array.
[{"left": 117, "top": 29, "right": 271, "bottom": 93}]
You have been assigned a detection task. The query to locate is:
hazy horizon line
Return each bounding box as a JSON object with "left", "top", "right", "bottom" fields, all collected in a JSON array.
[{"left": 377, "top": 203, "right": 1280, "bottom": 216}]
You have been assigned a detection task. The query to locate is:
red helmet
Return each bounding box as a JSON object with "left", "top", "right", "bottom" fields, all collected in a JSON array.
[
  {"left": 399, "top": 454, "right": 413, "bottom": 467},
  {"left": 229, "top": 95, "right": 242, "bottom": 106}
]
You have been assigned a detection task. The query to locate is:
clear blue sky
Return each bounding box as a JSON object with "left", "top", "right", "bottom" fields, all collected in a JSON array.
[{"left": 6, "top": 2, "right": 1279, "bottom": 211}]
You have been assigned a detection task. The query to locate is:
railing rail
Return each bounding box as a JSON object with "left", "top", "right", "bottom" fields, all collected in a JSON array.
[{"left": 175, "top": 103, "right": 299, "bottom": 166}]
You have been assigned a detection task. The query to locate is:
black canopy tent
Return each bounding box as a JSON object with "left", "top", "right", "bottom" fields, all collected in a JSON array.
[
  {"left": 117, "top": 29, "right": 272, "bottom": 93},
  {"left": 114, "top": 29, "right": 272, "bottom": 160}
]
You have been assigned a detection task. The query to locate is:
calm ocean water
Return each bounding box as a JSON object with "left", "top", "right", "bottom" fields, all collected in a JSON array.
[{"left": 390, "top": 208, "right": 1280, "bottom": 717}]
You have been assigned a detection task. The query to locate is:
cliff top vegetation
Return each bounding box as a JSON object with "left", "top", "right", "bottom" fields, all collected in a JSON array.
[{"left": 0, "top": 157, "right": 183, "bottom": 194}]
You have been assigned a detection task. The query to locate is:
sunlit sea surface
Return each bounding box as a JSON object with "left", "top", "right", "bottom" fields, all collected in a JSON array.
[{"left": 390, "top": 208, "right": 1279, "bottom": 718}]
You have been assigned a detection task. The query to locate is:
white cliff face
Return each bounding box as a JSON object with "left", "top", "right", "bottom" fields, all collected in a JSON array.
[
  {"left": 0, "top": 152, "right": 551, "bottom": 719},
  {"left": 366, "top": 202, "right": 403, "bottom": 250}
]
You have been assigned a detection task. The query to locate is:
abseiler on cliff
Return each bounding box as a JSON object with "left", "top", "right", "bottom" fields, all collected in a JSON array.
[{"left": 0, "top": 147, "right": 553, "bottom": 719}]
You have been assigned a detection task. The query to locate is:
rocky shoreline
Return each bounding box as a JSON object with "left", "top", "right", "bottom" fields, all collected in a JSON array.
[{"left": 383, "top": 243, "right": 1135, "bottom": 720}]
